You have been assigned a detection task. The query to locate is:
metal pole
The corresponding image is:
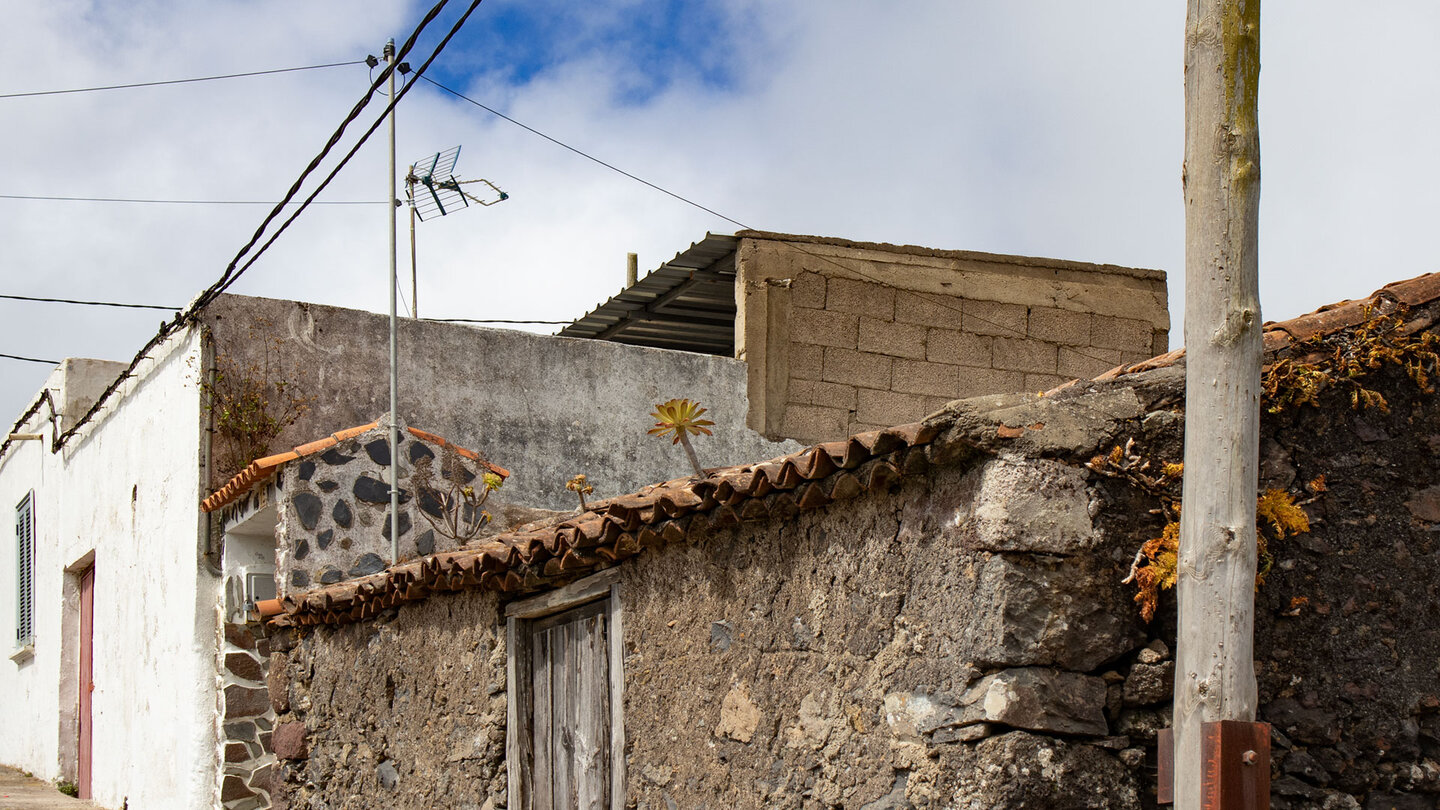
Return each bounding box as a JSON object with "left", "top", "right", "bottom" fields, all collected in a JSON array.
[
  {"left": 410, "top": 202, "right": 418, "bottom": 318},
  {"left": 385, "top": 38, "right": 400, "bottom": 565}
]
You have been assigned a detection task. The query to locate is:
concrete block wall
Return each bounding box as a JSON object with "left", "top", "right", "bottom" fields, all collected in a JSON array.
[{"left": 736, "top": 232, "right": 1169, "bottom": 444}]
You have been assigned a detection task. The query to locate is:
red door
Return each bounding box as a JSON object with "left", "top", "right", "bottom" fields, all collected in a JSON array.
[{"left": 78, "top": 566, "right": 94, "bottom": 800}]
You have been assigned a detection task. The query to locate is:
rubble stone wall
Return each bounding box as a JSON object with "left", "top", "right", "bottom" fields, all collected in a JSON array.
[{"left": 269, "top": 361, "right": 1440, "bottom": 809}]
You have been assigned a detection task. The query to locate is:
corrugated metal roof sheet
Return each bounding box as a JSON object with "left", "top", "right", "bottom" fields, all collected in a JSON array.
[{"left": 557, "top": 233, "right": 739, "bottom": 355}]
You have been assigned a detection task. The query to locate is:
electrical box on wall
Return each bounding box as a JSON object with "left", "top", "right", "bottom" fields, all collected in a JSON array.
[{"left": 224, "top": 565, "right": 276, "bottom": 624}]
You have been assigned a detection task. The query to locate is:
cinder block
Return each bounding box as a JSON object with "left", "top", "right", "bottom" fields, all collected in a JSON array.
[
  {"left": 789, "top": 378, "right": 858, "bottom": 410},
  {"left": 1088, "top": 315, "right": 1153, "bottom": 351},
  {"left": 928, "top": 329, "right": 992, "bottom": 367},
  {"left": 789, "top": 343, "right": 825, "bottom": 381},
  {"left": 791, "top": 306, "right": 858, "bottom": 349},
  {"left": 822, "top": 346, "right": 893, "bottom": 390},
  {"left": 827, "top": 276, "right": 895, "bottom": 320},
  {"left": 856, "top": 388, "right": 933, "bottom": 426},
  {"left": 1028, "top": 307, "right": 1092, "bottom": 346},
  {"left": 791, "top": 271, "right": 827, "bottom": 309},
  {"left": 992, "top": 338, "right": 1059, "bottom": 374},
  {"left": 859, "top": 318, "right": 927, "bottom": 360},
  {"left": 894, "top": 290, "right": 964, "bottom": 329},
  {"left": 953, "top": 367, "right": 1026, "bottom": 399},
  {"left": 963, "top": 300, "right": 1028, "bottom": 338},
  {"left": 1058, "top": 346, "right": 1123, "bottom": 380},
  {"left": 892, "top": 359, "right": 961, "bottom": 397},
  {"left": 782, "top": 404, "right": 852, "bottom": 444}
]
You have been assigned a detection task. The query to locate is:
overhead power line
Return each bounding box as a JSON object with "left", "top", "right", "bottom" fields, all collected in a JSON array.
[
  {"left": 422, "top": 76, "right": 747, "bottom": 231},
  {"left": 0, "top": 194, "right": 385, "bottom": 205},
  {"left": 427, "top": 77, "right": 1137, "bottom": 373},
  {"left": 1, "top": 0, "right": 486, "bottom": 464},
  {"left": 0, "top": 293, "right": 178, "bottom": 311},
  {"left": 0, "top": 59, "right": 367, "bottom": 100},
  {"left": 1, "top": 352, "right": 59, "bottom": 366}
]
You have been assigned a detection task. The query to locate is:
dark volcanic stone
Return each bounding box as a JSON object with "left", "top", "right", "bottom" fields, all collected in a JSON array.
[
  {"left": 225, "top": 685, "right": 270, "bottom": 719},
  {"left": 224, "top": 651, "right": 263, "bottom": 682},
  {"left": 221, "top": 775, "right": 256, "bottom": 802},
  {"left": 291, "top": 492, "right": 322, "bottom": 531},
  {"left": 320, "top": 448, "right": 355, "bottom": 466},
  {"left": 317, "top": 480, "right": 339, "bottom": 493},
  {"left": 272, "top": 721, "right": 309, "bottom": 761},
  {"left": 353, "top": 475, "right": 390, "bottom": 503},
  {"left": 381, "top": 511, "right": 412, "bottom": 540},
  {"left": 332, "top": 499, "right": 353, "bottom": 529},
  {"left": 418, "top": 488, "right": 444, "bottom": 518},
  {"left": 225, "top": 721, "right": 257, "bottom": 742},
  {"left": 349, "top": 553, "right": 386, "bottom": 578},
  {"left": 297, "top": 460, "right": 316, "bottom": 481},
  {"left": 318, "top": 567, "right": 342, "bottom": 585},
  {"left": 316, "top": 529, "right": 333, "bottom": 550},
  {"left": 409, "top": 442, "right": 435, "bottom": 463},
  {"left": 224, "top": 623, "right": 256, "bottom": 650},
  {"left": 416, "top": 529, "right": 435, "bottom": 556},
  {"left": 293, "top": 538, "right": 310, "bottom": 561},
  {"left": 365, "top": 438, "right": 392, "bottom": 466},
  {"left": 289, "top": 569, "right": 309, "bottom": 588}
]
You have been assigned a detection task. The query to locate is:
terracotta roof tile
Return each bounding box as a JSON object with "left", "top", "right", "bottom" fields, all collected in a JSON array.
[
  {"left": 274, "top": 270, "right": 1440, "bottom": 629},
  {"left": 200, "top": 420, "right": 504, "bottom": 514}
]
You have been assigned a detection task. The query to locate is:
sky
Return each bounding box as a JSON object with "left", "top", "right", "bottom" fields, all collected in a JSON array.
[{"left": 3, "top": 1, "right": 1439, "bottom": 424}]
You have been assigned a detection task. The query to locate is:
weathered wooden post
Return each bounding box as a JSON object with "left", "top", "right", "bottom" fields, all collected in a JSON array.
[{"left": 1174, "top": 0, "right": 1267, "bottom": 807}]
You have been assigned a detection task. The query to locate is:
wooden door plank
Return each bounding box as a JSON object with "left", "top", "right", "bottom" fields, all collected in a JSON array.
[
  {"left": 576, "top": 611, "right": 609, "bottom": 810},
  {"left": 532, "top": 624, "right": 554, "bottom": 810},
  {"left": 553, "top": 622, "right": 574, "bottom": 810},
  {"left": 607, "top": 585, "right": 626, "bottom": 810}
]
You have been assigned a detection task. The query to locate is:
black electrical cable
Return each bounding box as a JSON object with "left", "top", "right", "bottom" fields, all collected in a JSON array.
[
  {"left": 0, "top": 60, "right": 367, "bottom": 100},
  {"left": 1, "top": 293, "right": 178, "bottom": 311},
  {"left": 0, "top": 194, "right": 385, "bottom": 205},
  {"left": 1, "top": 352, "right": 59, "bottom": 365},
  {"left": 423, "top": 75, "right": 747, "bottom": 231},
  {"left": 11, "top": 0, "right": 479, "bottom": 463}
]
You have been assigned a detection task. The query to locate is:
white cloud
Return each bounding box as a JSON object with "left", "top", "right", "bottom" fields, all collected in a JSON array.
[{"left": 4, "top": 1, "right": 1439, "bottom": 423}]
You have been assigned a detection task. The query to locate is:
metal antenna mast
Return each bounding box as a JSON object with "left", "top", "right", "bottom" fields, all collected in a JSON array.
[
  {"left": 404, "top": 146, "right": 509, "bottom": 318},
  {"left": 384, "top": 38, "right": 401, "bottom": 566}
]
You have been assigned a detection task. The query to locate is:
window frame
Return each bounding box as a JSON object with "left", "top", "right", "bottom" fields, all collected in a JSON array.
[
  {"left": 506, "top": 567, "right": 625, "bottom": 809},
  {"left": 16, "top": 491, "right": 35, "bottom": 652}
]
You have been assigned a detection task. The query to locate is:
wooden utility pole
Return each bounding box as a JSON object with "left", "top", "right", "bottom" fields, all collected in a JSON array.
[{"left": 1175, "top": 0, "right": 1264, "bottom": 807}]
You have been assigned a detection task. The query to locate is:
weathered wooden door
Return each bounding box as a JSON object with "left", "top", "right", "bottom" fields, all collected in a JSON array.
[
  {"left": 529, "top": 600, "right": 611, "bottom": 810},
  {"left": 78, "top": 565, "right": 95, "bottom": 800}
]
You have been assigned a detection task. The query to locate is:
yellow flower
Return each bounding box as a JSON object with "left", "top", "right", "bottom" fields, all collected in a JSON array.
[
  {"left": 483, "top": 472, "right": 504, "bottom": 492},
  {"left": 647, "top": 398, "right": 715, "bottom": 445}
]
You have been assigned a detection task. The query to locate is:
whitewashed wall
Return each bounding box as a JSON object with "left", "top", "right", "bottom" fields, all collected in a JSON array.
[{"left": 0, "top": 332, "right": 218, "bottom": 809}]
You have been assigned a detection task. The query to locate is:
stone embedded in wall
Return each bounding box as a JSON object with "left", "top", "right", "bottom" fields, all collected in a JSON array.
[
  {"left": 348, "top": 553, "right": 385, "bottom": 578},
  {"left": 332, "top": 500, "right": 352, "bottom": 529},
  {"left": 272, "top": 722, "right": 308, "bottom": 761},
  {"left": 297, "top": 461, "right": 316, "bottom": 481},
  {"left": 966, "top": 553, "right": 1144, "bottom": 672},
  {"left": 956, "top": 457, "right": 1098, "bottom": 554},
  {"left": 291, "top": 492, "right": 322, "bottom": 531},
  {"left": 717, "top": 683, "right": 761, "bottom": 743},
  {"left": 226, "top": 652, "right": 263, "bottom": 682},
  {"left": 320, "top": 448, "right": 354, "bottom": 466},
  {"left": 957, "top": 668, "right": 1109, "bottom": 737},
  {"left": 945, "top": 731, "right": 1141, "bottom": 810},
  {"left": 226, "top": 685, "right": 272, "bottom": 719},
  {"left": 1122, "top": 660, "right": 1174, "bottom": 707},
  {"left": 353, "top": 475, "right": 393, "bottom": 504},
  {"left": 365, "top": 438, "right": 391, "bottom": 466},
  {"left": 380, "top": 510, "right": 412, "bottom": 540}
]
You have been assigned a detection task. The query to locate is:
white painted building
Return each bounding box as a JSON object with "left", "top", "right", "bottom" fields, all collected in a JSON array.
[{"left": 1, "top": 340, "right": 218, "bottom": 809}]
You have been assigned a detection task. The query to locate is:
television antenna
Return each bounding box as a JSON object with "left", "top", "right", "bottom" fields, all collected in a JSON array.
[{"left": 404, "top": 145, "right": 509, "bottom": 317}]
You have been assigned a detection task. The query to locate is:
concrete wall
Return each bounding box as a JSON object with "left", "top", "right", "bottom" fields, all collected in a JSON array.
[
  {"left": 0, "top": 331, "right": 218, "bottom": 809},
  {"left": 735, "top": 233, "right": 1169, "bottom": 443},
  {"left": 202, "top": 295, "right": 800, "bottom": 512}
]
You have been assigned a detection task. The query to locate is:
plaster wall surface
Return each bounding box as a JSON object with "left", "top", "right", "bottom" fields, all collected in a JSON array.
[
  {"left": 0, "top": 330, "right": 218, "bottom": 809},
  {"left": 202, "top": 295, "right": 800, "bottom": 512}
]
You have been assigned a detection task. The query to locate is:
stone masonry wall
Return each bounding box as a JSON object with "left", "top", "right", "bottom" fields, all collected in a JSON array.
[
  {"left": 219, "top": 622, "right": 278, "bottom": 810},
  {"left": 275, "top": 422, "right": 520, "bottom": 598},
  {"left": 736, "top": 233, "right": 1169, "bottom": 444},
  {"left": 268, "top": 360, "right": 1440, "bottom": 809}
]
